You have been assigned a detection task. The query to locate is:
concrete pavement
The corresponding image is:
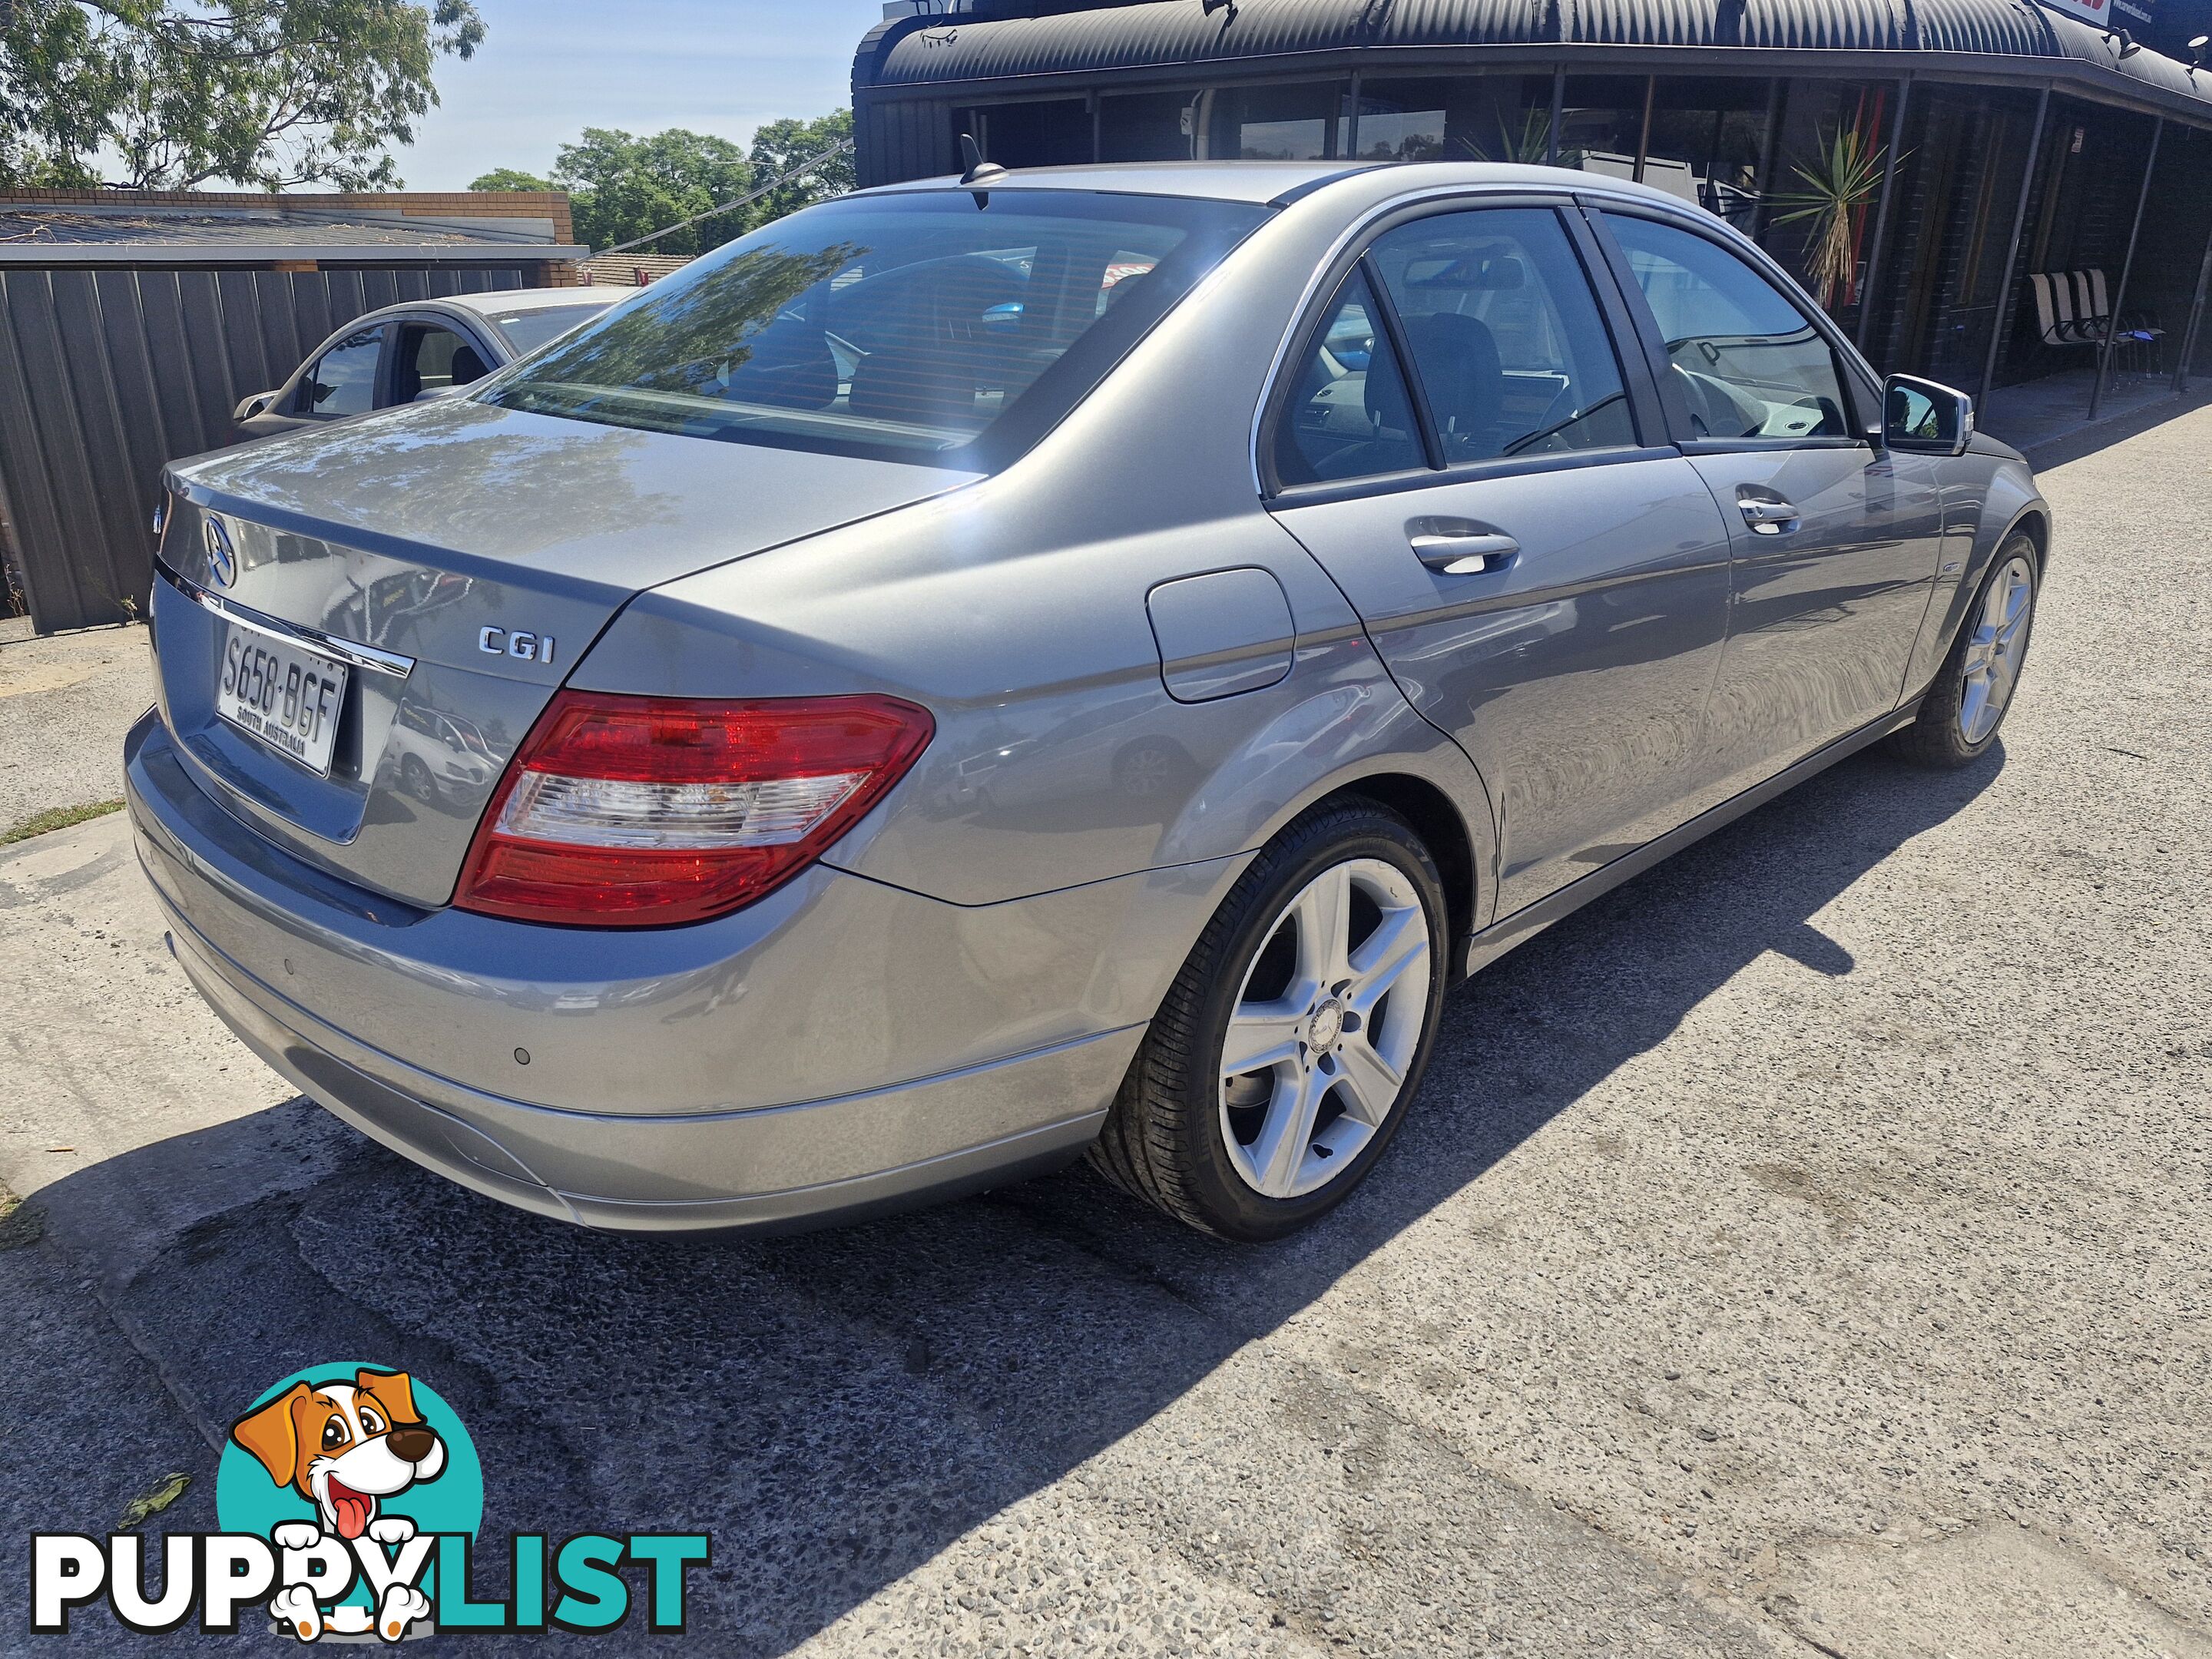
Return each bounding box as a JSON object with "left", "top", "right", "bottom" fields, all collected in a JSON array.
[
  {"left": 1, "top": 407, "right": 2207, "bottom": 1656},
  {"left": 0, "top": 619, "right": 150, "bottom": 833}
]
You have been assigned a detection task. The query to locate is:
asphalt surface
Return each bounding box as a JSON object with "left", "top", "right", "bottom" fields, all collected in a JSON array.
[{"left": 2, "top": 406, "right": 2208, "bottom": 1657}]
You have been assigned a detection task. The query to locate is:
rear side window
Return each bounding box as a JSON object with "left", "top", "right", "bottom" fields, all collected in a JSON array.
[
  {"left": 485, "top": 190, "right": 1268, "bottom": 468},
  {"left": 1366, "top": 207, "right": 1634, "bottom": 464},
  {"left": 393, "top": 326, "right": 491, "bottom": 402},
  {"left": 297, "top": 328, "right": 382, "bottom": 418},
  {"left": 1601, "top": 214, "right": 1851, "bottom": 442},
  {"left": 1272, "top": 270, "right": 1426, "bottom": 486}
]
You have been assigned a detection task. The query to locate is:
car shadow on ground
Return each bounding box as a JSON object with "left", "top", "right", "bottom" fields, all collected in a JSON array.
[{"left": 14, "top": 742, "right": 2000, "bottom": 1651}]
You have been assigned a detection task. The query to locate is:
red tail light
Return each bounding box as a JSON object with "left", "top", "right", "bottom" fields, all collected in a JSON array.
[{"left": 455, "top": 691, "right": 934, "bottom": 926}]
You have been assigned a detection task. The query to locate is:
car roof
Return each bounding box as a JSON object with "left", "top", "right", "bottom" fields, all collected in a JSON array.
[
  {"left": 857, "top": 161, "right": 1363, "bottom": 204},
  {"left": 442, "top": 286, "right": 635, "bottom": 316},
  {"left": 855, "top": 159, "right": 1702, "bottom": 212}
]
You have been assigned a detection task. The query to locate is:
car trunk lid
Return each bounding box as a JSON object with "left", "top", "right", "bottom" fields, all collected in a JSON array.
[{"left": 152, "top": 398, "right": 977, "bottom": 906}]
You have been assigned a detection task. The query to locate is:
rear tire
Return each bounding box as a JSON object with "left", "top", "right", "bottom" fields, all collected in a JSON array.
[
  {"left": 1091, "top": 800, "right": 1450, "bottom": 1240},
  {"left": 1891, "top": 534, "right": 2039, "bottom": 769}
]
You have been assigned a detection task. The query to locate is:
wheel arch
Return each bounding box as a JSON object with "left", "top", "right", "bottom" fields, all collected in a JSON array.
[
  {"left": 1309, "top": 770, "right": 1480, "bottom": 969},
  {"left": 2005, "top": 505, "right": 2051, "bottom": 574}
]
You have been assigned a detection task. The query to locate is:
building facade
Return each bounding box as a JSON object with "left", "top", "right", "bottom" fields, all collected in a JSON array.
[{"left": 851, "top": 0, "right": 2212, "bottom": 435}]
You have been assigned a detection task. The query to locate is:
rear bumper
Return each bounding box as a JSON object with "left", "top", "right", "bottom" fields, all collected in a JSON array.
[
  {"left": 164, "top": 916, "right": 1131, "bottom": 1230},
  {"left": 124, "top": 710, "right": 1214, "bottom": 1231}
]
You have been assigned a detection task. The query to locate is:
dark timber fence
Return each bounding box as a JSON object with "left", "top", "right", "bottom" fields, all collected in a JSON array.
[{"left": 0, "top": 260, "right": 545, "bottom": 634}]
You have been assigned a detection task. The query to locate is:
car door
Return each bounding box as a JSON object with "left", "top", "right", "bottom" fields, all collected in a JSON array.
[
  {"left": 1265, "top": 200, "right": 1738, "bottom": 918},
  {"left": 1592, "top": 209, "right": 1945, "bottom": 796}
]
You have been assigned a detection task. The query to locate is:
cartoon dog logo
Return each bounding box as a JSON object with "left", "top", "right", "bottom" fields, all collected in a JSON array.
[{"left": 230, "top": 1369, "right": 445, "bottom": 1641}]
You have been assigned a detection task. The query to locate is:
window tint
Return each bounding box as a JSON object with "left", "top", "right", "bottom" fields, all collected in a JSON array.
[
  {"left": 1603, "top": 214, "right": 1852, "bottom": 441},
  {"left": 298, "top": 328, "right": 381, "bottom": 417},
  {"left": 487, "top": 190, "right": 1266, "bottom": 466},
  {"left": 1272, "top": 269, "right": 1426, "bottom": 486},
  {"left": 1368, "top": 207, "right": 1634, "bottom": 464},
  {"left": 392, "top": 326, "right": 489, "bottom": 402}
]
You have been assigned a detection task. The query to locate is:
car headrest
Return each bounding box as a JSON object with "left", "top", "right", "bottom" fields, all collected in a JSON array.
[
  {"left": 848, "top": 348, "right": 980, "bottom": 432},
  {"left": 1403, "top": 311, "right": 1503, "bottom": 436},
  {"left": 721, "top": 334, "right": 837, "bottom": 411},
  {"left": 450, "top": 345, "right": 489, "bottom": 386}
]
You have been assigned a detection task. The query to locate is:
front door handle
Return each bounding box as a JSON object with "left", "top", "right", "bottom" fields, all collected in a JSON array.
[
  {"left": 1737, "top": 492, "right": 1801, "bottom": 535},
  {"left": 1410, "top": 530, "right": 1520, "bottom": 575}
]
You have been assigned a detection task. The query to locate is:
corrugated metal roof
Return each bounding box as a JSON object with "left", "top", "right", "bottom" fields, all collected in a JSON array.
[
  {"left": 0, "top": 208, "right": 557, "bottom": 247},
  {"left": 863, "top": 0, "right": 2212, "bottom": 118}
]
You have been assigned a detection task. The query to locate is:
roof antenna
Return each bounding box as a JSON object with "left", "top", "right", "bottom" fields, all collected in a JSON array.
[{"left": 959, "top": 133, "right": 1007, "bottom": 187}]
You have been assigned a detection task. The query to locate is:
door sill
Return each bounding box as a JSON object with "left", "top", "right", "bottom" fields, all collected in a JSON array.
[{"left": 1464, "top": 702, "right": 1920, "bottom": 976}]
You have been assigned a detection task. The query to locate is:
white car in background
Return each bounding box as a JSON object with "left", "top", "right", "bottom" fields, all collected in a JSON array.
[{"left": 231, "top": 286, "right": 635, "bottom": 439}]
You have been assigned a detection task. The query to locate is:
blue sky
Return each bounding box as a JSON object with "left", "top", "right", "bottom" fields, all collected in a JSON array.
[{"left": 394, "top": 0, "right": 892, "bottom": 190}]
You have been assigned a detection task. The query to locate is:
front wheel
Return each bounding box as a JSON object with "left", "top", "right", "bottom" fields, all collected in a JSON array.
[
  {"left": 1892, "top": 536, "right": 2039, "bottom": 768},
  {"left": 1091, "top": 800, "right": 1449, "bottom": 1240}
]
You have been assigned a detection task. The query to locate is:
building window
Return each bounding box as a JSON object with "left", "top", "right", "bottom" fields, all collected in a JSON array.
[
  {"left": 1099, "top": 89, "right": 1200, "bottom": 161},
  {"left": 1352, "top": 75, "right": 1554, "bottom": 163},
  {"left": 956, "top": 99, "right": 1091, "bottom": 168},
  {"left": 1558, "top": 75, "right": 1651, "bottom": 179},
  {"left": 1204, "top": 82, "right": 1349, "bottom": 161},
  {"left": 1758, "top": 80, "right": 1897, "bottom": 323},
  {"left": 1644, "top": 77, "right": 1773, "bottom": 229}
]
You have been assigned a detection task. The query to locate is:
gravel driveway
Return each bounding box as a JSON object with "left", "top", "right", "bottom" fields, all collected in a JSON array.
[{"left": 1, "top": 407, "right": 2206, "bottom": 1657}]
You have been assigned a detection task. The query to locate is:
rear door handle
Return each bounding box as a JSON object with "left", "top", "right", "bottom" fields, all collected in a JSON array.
[
  {"left": 1737, "top": 492, "right": 1801, "bottom": 535},
  {"left": 1410, "top": 531, "right": 1520, "bottom": 575}
]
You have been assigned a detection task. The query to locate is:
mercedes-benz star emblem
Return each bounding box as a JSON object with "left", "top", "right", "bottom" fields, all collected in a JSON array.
[{"left": 202, "top": 515, "right": 237, "bottom": 588}]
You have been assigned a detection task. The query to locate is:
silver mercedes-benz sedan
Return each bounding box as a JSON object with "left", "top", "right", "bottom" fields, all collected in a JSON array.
[{"left": 127, "top": 160, "right": 2048, "bottom": 1240}]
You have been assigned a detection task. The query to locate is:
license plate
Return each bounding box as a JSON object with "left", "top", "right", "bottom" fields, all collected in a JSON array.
[{"left": 217, "top": 624, "right": 350, "bottom": 777}]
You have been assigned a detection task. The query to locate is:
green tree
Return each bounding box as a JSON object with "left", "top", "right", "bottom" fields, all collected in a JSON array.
[
  {"left": 0, "top": 0, "right": 484, "bottom": 190},
  {"left": 543, "top": 126, "right": 753, "bottom": 258},
  {"left": 469, "top": 111, "right": 853, "bottom": 256},
  {"left": 743, "top": 108, "right": 853, "bottom": 227},
  {"left": 465, "top": 164, "right": 551, "bottom": 193}
]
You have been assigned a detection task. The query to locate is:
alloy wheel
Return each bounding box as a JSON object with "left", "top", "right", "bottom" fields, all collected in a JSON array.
[
  {"left": 1218, "top": 857, "right": 1433, "bottom": 1200},
  {"left": 1959, "top": 555, "right": 2035, "bottom": 745}
]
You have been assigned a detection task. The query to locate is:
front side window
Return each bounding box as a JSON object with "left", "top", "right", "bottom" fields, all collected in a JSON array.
[
  {"left": 485, "top": 190, "right": 1268, "bottom": 467},
  {"left": 1272, "top": 270, "right": 1426, "bottom": 487},
  {"left": 1602, "top": 213, "right": 1853, "bottom": 441},
  {"left": 298, "top": 329, "right": 381, "bottom": 418},
  {"left": 1367, "top": 207, "right": 1635, "bottom": 464}
]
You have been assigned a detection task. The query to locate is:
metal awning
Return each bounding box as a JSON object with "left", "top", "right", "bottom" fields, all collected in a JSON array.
[{"left": 857, "top": 0, "right": 2212, "bottom": 124}]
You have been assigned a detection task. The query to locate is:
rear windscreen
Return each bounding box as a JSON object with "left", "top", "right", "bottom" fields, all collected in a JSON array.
[{"left": 482, "top": 190, "right": 1270, "bottom": 468}]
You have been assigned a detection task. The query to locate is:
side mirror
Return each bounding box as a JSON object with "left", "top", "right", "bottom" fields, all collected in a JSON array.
[
  {"left": 412, "top": 384, "right": 467, "bottom": 403},
  {"left": 1883, "top": 373, "right": 1973, "bottom": 457},
  {"left": 232, "top": 390, "right": 278, "bottom": 423}
]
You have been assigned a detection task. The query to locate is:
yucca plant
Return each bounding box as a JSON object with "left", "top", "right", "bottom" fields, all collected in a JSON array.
[
  {"left": 1465, "top": 108, "right": 1560, "bottom": 165},
  {"left": 1770, "top": 124, "right": 1889, "bottom": 310}
]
